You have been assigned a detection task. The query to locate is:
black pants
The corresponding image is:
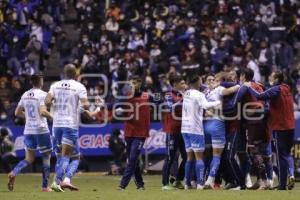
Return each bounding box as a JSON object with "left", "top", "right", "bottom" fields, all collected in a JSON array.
[
  {"left": 273, "top": 130, "right": 294, "bottom": 190},
  {"left": 162, "top": 133, "right": 187, "bottom": 186},
  {"left": 119, "top": 137, "right": 145, "bottom": 189}
]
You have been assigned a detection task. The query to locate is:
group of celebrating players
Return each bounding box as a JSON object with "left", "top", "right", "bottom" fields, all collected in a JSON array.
[
  {"left": 162, "top": 69, "right": 295, "bottom": 191},
  {"left": 5, "top": 63, "right": 296, "bottom": 192}
]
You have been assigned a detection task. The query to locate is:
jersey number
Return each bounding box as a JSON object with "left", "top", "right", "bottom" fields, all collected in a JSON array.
[{"left": 25, "top": 104, "right": 35, "bottom": 118}]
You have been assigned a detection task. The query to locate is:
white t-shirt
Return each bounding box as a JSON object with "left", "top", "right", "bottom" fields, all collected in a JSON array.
[
  {"left": 18, "top": 88, "right": 49, "bottom": 135},
  {"left": 49, "top": 79, "right": 87, "bottom": 129},
  {"left": 181, "top": 89, "right": 221, "bottom": 135}
]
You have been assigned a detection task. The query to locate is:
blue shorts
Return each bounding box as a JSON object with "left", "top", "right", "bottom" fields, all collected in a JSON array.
[
  {"left": 204, "top": 120, "right": 225, "bottom": 148},
  {"left": 182, "top": 133, "right": 205, "bottom": 152},
  {"left": 24, "top": 134, "right": 52, "bottom": 154},
  {"left": 53, "top": 127, "right": 80, "bottom": 157}
]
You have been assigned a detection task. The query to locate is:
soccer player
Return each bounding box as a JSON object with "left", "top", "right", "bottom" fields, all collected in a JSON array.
[
  {"left": 245, "top": 70, "right": 295, "bottom": 190},
  {"left": 181, "top": 75, "right": 221, "bottom": 190},
  {"left": 45, "top": 64, "right": 100, "bottom": 192},
  {"left": 162, "top": 75, "right": 187, "bottom": 190},
  {"left": 8, "top": 73, "right": 53, "bottom": 192},
  {"left": 203, "top": 72, "right": 240, "bottom": 189},
  {"left": 239, "top": 68, "right": 272, "bottom": 189}
]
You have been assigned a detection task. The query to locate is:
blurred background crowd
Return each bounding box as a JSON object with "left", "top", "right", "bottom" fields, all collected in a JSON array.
[{"left": 1, "top": 0, "right": 300, "bottom": 125}]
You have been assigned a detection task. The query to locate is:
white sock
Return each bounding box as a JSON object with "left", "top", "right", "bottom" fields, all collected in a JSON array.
[
  {"left": 205, "top": 176, "right": 214, "bottom": 185},
  {"left": 63, "top": 177, "right": 71, "bottom": 183}
]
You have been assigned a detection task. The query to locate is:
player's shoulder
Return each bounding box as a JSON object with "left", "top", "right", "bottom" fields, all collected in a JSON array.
[
  {"left": 69, "top": 79, "right": 85, "bottom": 89},
  {"left": 35, "top": 89, "right": 47, "bottom": 97}
]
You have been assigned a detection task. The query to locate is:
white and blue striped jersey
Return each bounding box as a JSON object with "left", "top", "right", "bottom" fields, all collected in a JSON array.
[
  {"left": 49, "top": 79, "right": 87, "bottom": 129},
  {"left": 18, "top": 88, "right": 49, "bottom": 135},
  {"left": 181, "top": 89, "right": 221, "bottom": 135}
]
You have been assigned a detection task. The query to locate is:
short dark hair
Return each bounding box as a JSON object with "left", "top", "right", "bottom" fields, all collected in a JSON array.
[
  {"left": 204, "top": 73, "right": 215, "bottom": 82},
  {"left": 169, "top": 75, "right": 184, "bottom": 86},
  {"left": 240, "top": 68, "right": 254, "bottom": 81},
  {"left": 188, "top": 74, "right": 200, "bottom": 84},
  {"left": 128, "top": 75, "right": 142, "bottom": 82},
  {"left": 31, "top": 73, "right": 43, "bottom": 87},
  {"left": 273, "top": 70, "right": 284, "bottom": 83},
  {"left": 0, "top": 127, "right": 9, "bottom": 137}
]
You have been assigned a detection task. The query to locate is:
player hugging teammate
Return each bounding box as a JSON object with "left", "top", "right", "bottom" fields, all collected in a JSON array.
[{"left": 163, "top": 69, "right": 296, "bottom": 191}]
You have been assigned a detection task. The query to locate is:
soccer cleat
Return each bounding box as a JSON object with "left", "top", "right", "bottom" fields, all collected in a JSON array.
[
  {"left": 60, "top": 181, "right": 79, "bottom": 191},
  {"left": 173, "top": 181, "right": 184, "bottom": 189},
  {"left": 203, "top": 183, "right": 214, "bottom": 190},
  {"left": 223, "top": 183, "right": 238, "bottom": 190},
  {"left": 248, "top": 179, "right": 261, "bottom": 190},
  {"left": 184, "top": 185, "right": 193, "bottom": 190},
  {"left": 7, "top": 172, "right": 16, "bottom": 191},
  {"left": 196, "top": 184, "right": 204, "bottom": 190},
  {"left": 213, "top": 183, "right": 221, "bottom": 190},
  {"left": 162, "top": 185, "right": 176, "bottom": 191},
  {"left": 246, "top": 174, "right": 253, "bottom": 188},
  {"left": 42, "top": 187, "right": 53, "bottom": 192},
  {"left": 169, "top": 176, "right": 176, "bottom": 185},
  {"left": 137, "top": 186, "right": 145, "bottom": 190},
  {"left": 229, "top": 186, "right": 241, "bottom": 190},
  {"left": 51, "top": 182, "right": 65, "bottom": 192},
  {"left": 191, "top": 181, "right": 197, "bottom": 189},
  {"left": 288, "top": 176, "right": 295, "bottom": 190},
  {"left": 117, "top": 186, "right": 125, "bottom": 191}
]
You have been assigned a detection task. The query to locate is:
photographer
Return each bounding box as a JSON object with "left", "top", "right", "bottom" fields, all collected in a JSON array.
[{"left": 0, "top": 127, "right": 15, "bottom": 173}]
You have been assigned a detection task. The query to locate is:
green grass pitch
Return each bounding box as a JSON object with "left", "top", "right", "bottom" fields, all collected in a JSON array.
[{"left": 0, "top": 174, "right": 299, "bottom": 200}]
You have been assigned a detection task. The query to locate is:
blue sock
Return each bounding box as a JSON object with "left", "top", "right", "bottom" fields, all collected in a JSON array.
[
  {"left": 209, "top": 156, "right": 221, "bottom": 178},
  {"left": 66, "top": 159, "right": 80, "bottom": 180},
  {"left": 12, "top": 160, "right": 30, "bottom": 175},
  {"left": 195, "top": 160, "right": 205, "bottom": 185},
  {"left": 264, "top": 156, "right": 273, "bottom": 180},
  {"left": 55, "top": 156, "right": 61, "bottom": 172},
  {"left": 42, "top": 155, "right": 51, "bottom": 188},
  {"left": 288, "top": 155, "right": 295, "bottom": 177},
  {"left": 185, "top": 160, "right": 192, "bottom": 186},
  {"left": 55, "top": 156, "right": 70, "bottom": 184}
]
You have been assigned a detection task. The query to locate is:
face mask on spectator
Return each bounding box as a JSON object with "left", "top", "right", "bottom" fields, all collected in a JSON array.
[
  {"left": 187, "top": 11, "right": 193, "bottom": 18},
  {"left": 13, "top": 36, "right": 18, "bottom": 43},
  {"left": 188, "top": 43, "right": 194, "bottom": 49},
  {"left": 32, "top": 25, "right": 37, "bottom": 30},
  {"left": 255, "top": 16, "right": 261, "bottom": 22},
  {"left": 144, "top": 3, "right": 150, "bottom": 9},
  {"left": 101, "top": 36, "right": 107, "bottom": 43},
  {"left": 88, "top": 24, "right": 94, "bottom": 30},
  {"left": 266, "top": 10, "right": 272, "bottom": 17},
  {"left": 0, "top": 113, "right": 7, "bottom": 120},
  {"left": 87, "top": 6, "right": 92, "bottom": 12},
  {"left": 82, "top": 37, "right": 88, "bottom": 42},
  {"left": 237, "top": 10, "right": 243, "bottom": 16}
]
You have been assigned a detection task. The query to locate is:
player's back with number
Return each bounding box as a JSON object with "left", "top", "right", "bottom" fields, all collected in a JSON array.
[
  {"left": 19, "top": 89, "right": 49, "bottom": 134},
  {"left": 49, "top": 79, "right": 87, "bottom": 129}
]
